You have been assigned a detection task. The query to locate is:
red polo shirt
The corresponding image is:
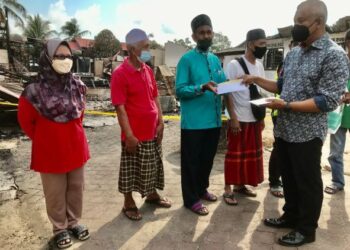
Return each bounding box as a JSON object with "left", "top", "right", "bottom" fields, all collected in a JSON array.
[
  {"left": 17, "top": 97, "right": 90, "bottom": 173},
  {"left": 111, "top": 58, "right": 159, "bottom": 141}
]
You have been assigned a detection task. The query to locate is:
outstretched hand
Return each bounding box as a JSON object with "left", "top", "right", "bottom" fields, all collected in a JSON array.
[
  {"left": 264, "top": 98, "right": 287, "bottom": 110},
  {"left": 202, "top": 81, "right": 217, "bottom": 93},
  {"left": 241, "top": 75, "right": 257, "bottom": 86}
]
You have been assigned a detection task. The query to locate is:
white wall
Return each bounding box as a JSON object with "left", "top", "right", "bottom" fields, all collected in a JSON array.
[
  {"left": 150, "top": 49, "right": 165, "bottom": 66},
  {"left": 164, "top": 42, "right": 188, "bottom": 68}
]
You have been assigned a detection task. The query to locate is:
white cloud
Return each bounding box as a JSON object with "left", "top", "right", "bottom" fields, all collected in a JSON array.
[
  {"left": 46, "top": 0, "right": 104, "bottom": 38},
  {"left": 74, "top": 4, "right": 102, "bottom": 37},
  {"left": 111, "top": 0, "right": 350, "bottom": 46},
  {"left": 10, "top": 0, "right": 350, "bottom": 46},
  {"left": 47, "top": 0, "right": 70, "bottom": 33}
]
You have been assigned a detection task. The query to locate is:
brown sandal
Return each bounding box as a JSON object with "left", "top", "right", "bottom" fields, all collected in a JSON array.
[
  {"left": 234, "top": 186, "right": 257, "bottom": 197},
  {"left": 145, "top": 197, "right": 172, "bottom": 208},
  {"left": 270, "top": 186, "right": 284, "bottom": 198},
  {"left": 122, "top": 207, "right": 142, "bottom": 221},
  {"left": 223, "top": 193, "right": 238, "bottom": 206}
]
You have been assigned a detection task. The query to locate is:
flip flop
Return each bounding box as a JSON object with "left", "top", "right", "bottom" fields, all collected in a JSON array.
[
  {"left": 201, "top": 192, "right": 218, "bottom": 202},
  {"left": 190, "top": 202, "right": 209, "bottom": 216},
  {"left": 145, "top": 197, "right": 172, "bottom": 208},
  {"left": 270, "top": 186, "right": 284, "bottom": 198},
  {"left": 122, "top": 207, "right": 142, "bottom": 221},
  {"left": 234, "top": 186, "right": 257, "bottom": 197},
  {"left": 324, "top": 184, "right": 343, "bottom": 195},
  {"left": 223, "top": 192, "right": 238, "bottom": 206}
]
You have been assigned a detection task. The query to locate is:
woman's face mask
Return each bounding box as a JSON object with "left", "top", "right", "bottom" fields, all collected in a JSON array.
[{"left": 52, "top": 57, "right": 73, "bottom": 74}]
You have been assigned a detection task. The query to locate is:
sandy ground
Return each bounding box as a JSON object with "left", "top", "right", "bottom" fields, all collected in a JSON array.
[{"left": 1, "top": 115, "right": 350, "bottom": 250}]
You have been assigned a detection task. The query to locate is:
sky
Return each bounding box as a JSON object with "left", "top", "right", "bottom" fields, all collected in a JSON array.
[{"left": 10, "top": 0, "right": 350, "bottom": 47}]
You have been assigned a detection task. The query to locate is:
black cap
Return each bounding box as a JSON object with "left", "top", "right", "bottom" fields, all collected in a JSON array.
[
  {"left": 191, "top": 14, "right": 212, "bottom": 33},
  {"left": 246, "top": 28, "right": 266, "bottom": 42}
]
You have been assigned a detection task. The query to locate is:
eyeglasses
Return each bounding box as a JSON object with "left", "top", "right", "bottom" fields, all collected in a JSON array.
[{"left": 53, "top": 54, "right": 73, "bottom": 60}]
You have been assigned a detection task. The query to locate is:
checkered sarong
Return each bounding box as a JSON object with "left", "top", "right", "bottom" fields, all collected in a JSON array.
[{"left": 118, "top": 140, "right": 164, "bottom": 197}]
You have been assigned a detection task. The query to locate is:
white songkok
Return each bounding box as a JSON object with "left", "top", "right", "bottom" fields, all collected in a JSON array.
[{"left": 125, "top": 28, "right": 148, "bottom": 45}]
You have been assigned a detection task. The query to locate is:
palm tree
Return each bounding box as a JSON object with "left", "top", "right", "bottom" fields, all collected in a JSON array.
[
  {"left": 0, "top": 0, "right": 26, "bottom": 27},
  {"left": 24, "top": 14, "right": 57, "bottom": 40},
  {"left": 60, "top": 18, "right": 90, "bottom": 40}
]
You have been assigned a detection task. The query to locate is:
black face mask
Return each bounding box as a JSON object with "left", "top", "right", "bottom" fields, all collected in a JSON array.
[
  {"left": 197, "top": 39, "right": 212, "bottom": 51},
  {"left": 291, "top": 24, "right": 310, "bottom": 42},
  {"left": 253, "top": 46, "right": 267, "bottom": 59}
]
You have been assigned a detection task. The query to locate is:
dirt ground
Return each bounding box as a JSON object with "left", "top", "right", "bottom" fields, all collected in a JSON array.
[{"left": 1, "top": 115, "right": 350, "bottom": 250}]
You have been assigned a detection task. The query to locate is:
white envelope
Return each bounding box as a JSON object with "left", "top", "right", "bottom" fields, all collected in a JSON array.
[
  {"left": 217, "top": 79, "right": 247, "bottom": 95},
  {"left": 250, "top": 97, "right": 277, "bottom": 106}
]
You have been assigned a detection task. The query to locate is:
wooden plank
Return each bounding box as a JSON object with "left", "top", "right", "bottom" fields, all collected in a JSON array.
[{"left": 0, "top": 86, "right": 20, "bottom": 103}]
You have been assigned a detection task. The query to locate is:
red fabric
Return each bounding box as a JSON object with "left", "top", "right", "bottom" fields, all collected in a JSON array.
[
  {"left": 224, "top": 122, "right": 264, "bottom": 186},
  {"left": 111, "top": 58, "right": 159, "bottom": 141},
  {"left": 17, "top": 97, "right": 90, "bottom": 173}
]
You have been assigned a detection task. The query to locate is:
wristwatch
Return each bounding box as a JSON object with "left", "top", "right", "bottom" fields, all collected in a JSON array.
[{"left": 284, "top": 101, "right": 292, "bottom": 111}]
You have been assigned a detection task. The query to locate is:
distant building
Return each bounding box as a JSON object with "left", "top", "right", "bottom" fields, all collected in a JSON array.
[{"left": 68, "top": 38, "right": 95, "bottom": 55}]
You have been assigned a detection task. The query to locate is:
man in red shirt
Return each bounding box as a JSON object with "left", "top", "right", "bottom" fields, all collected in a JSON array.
[{"left": 111, "top": 28, "right": 171, "bottom": 220}]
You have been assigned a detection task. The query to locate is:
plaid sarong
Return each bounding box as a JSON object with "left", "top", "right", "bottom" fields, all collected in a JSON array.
[{"left": 118, "top": 140, "right": 164, "bottom": 197}]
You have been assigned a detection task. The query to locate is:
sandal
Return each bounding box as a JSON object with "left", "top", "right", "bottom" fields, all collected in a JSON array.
[
  {"left": 270, "top": 186, "right": 284, "bottom": 198},
  {"left": 54, "top": 230, "right": 72, "bottom": 249},
  {"left": 122, "top": 207, "right": 142, "bottom": 221},
  {"left": 190, "top": 202, "right": 209, "bottom": 216},
  {"left": 233, "top": 186, "right": 257, "bottom": 197},
  {"left": 223, "top": 192, "right": 238, "bottom": 206},
  {"left": 145, "top": 197, "right": 172, "bottom": 208},
  {"left": 68, "top": 224, "right": 90, "bottom": 241},
  {"left": 201, "top": 192, "right": 218, "bottom": 202},
  {"left": 324, "top": 184, "right": 343, "bottom": 195}
]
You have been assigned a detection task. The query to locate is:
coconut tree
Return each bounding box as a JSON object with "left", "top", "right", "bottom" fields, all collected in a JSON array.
[
  {"left": 60, "top": 18, "right": 90, "bottom": 40},
  {"left": 0, "top": 0, "right": 26, "bottom": 27},
  {"left": 24, "top": 14, "right": 57, "bottom": 40}
]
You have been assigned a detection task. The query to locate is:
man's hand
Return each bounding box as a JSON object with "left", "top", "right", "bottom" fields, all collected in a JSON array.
[
  {"left": 264, "top": 98, "right": 287, "bottom": 110},
  {"left": 342, "top": 92, "right": 350, "bottom": 104},
  {"left": 201, "top": 81, "right": 217, "bottom": 93},
  {"left": 125, "top": 134, "right": 139, "bottom": 154},
  {"left": 242, "top": 75, "right": 257, "bottom": 86},
  {"left": 156, "top": 122, "right": 164, "bottom": 145},
  {"left": 229, "top": 118, "right": 241, "bottom": 135}
]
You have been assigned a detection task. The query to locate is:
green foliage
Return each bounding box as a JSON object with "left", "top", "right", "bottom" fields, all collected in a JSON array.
[
  {"left": 330, "top": 16, "right": 350, "bottom": 33},
  {"left": 0, "top": 0, "right": 26, "bottom": 27},
  {"left": 172, "top": 37, "right": 194, "bottom": 49},
  {"left": 60, "top": 18, "right": 90, "bottom": 40},
  {"left": 93, "top": 29, "right": 120, "bottom": 58},
  {"left": 211, "top": 32, "right": 231, "bottom": 52},
  {"left": 24, "top": 14, "right": 56, "bottom": 40}
]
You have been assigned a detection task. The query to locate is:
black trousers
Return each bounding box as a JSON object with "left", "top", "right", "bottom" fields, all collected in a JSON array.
[
  {"left": 181, "top": 128, "right": 221, "bottom": 208},
  {"left": 276, "top": 137, "right": 323, "bottom": 236},
  {"left": 269, "top": 140, "right": 282, "bottom": 187},
  {"left": 269, "top": 116, "right": 282, "bottom": 187}
]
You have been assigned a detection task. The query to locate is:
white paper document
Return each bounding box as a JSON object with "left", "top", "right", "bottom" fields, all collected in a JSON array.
[
  {"left": 217, "top": 79, "right": 247, "bottom": 95},
  {"left": 250, "top": 97, "right": 277, "bottom": 106}
]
